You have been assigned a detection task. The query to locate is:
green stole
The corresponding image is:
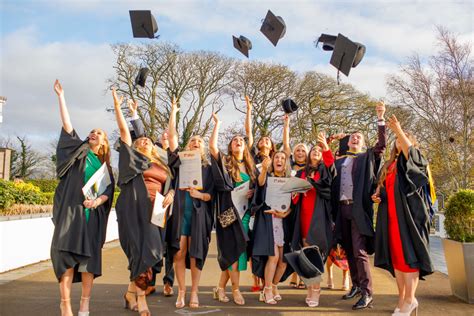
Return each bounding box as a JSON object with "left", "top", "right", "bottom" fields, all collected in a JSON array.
[{"left": 84, "top": 150, "right": 102, "bottom": 222}]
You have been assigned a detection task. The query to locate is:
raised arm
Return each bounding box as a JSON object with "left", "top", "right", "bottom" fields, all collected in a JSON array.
[
  {"left": 387, "top": 114, "right": 412, "bottom": 159},
  {"left": 209, "top": 112, "right": 221, "bottom": 160},
  {"left": 53, "top": 80, "right": 73, "bottom": 133},
  {"left": 112, "top": 88, "right": 132, "bottom": 146},
  {"left": 258, "top": 157, "right": 271, "bottom": 186},
  {"left": 168, "top": 96, "right": 179, "bottom": 152},
  {"left": 245, "top": 95, "right": 254, "bottom": 149},
  {"left": 282, "top": 114, "right": 291, "bottom": 156},
  {"left": 374, "top": 100, "right": 387, "bottom": 156}
]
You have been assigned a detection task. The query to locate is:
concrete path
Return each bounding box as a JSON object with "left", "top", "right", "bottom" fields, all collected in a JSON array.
[{"left": 1, "top": 237, "right": 473, "bottom": 316}]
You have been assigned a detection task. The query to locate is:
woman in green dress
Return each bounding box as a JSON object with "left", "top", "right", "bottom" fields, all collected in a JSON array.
[{"left": 209, "top": 112, "right": 257, "bottom": 305}]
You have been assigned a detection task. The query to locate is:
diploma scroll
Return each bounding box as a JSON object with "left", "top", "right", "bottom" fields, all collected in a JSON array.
[
  {"left": 178, "top": 151, "right": 203, "bottom": 190},
  {"left": 231, "top": 181, "right": 250, "bottom": 219},
  {"left": 82, "top": 163, "right": 112, "bottom": 200},
  {"left": 266, "top": 177, "right": 291, "bottom": 212}
]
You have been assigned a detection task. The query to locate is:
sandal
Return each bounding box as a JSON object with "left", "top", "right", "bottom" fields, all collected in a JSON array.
[
  {"left": 123, "top": 291, "right": 138, "bottom": 311},
  {"left": 232, "top": 289, "right": 245, "bottom": 306},
  {"left": 175, "top": 290, "right": 185, "bottom": 309},
  {"left": 307, "top": 288, "right": 321, "bottom": 307},
  {"left": 189, "top": 291, "right": 199, "bottom": 308},
  {"left": 297, "top": 280, "right": 306, "bottom": 289},
  {"left": 289, "top": 281, "right": 298, "bottom": 288},
  {"left": 259, "top": 286, "right": 277, "bottom": 305},
  {"left": 272, "top": 284, "right": 282, "bottom": 301},
  {"left": 78, "top": 296, "right": 90, "bottom": 316},
  {"left": 213, "top": 287, "right": 230, "bottom": 303},
  {"left": 137, "top": 293, "right": 151, "bottom": 316},
  {"left": 163, "top": 283, "right": 174, "bottom": 297}
]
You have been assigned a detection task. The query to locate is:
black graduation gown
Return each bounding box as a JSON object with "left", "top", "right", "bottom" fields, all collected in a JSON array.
[
  {"left": 289, "top": 164, "right": 336, "bottom": 260},
  {"left": 332, "top": 147, "right": 382, "bottom": 255},
  {"left": 165, "top": 151, "right": 214, "bottom": 271},
  {"left": 251, "top": 174, "right": 292, "bottom": 281},
  {"left": 116, "top": 140, "right": 170, "bottom": 281},
  {"left": 210, "top": 153, "right": 249, "bottom": 271},
  {"left": 375, "top": 147, "right": 434, "bottom": 278},
  {"left": 50, "top": 128, "right": 114, "bottom": 282}
]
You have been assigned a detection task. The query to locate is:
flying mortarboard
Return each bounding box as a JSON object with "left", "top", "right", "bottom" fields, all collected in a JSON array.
[
  {"left": 260, "top": 10, "right": 286, "bottom": 46},
  {"left": 329, "top": 33, "right": 366, "bottom": 77},
  {"left": 317, "top": 33, "right": 337, "bottom": 51},
  {"left": 129, "top": 10, "right": 159, "bottom": 39},
  {"left": 135, "top": 67, "right": 149, "bottom": 88},
  {"left": 233, "top": 35, "right": 252, "bottom": 58},
  {"left": 282, "top": 98, "right": 299, "bottom": 114}
]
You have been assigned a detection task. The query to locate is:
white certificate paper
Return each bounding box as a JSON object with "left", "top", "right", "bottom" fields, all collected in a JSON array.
[
  {"left": 82, "top": 163, "right": 112, "bottom": 200},
  {"left": 280, "top": 176, "right": 312, "bottom": 194},
  {"left": 266, "top": 177, "right": 291, "bottom": 212},
  {"left": 151, "top": 191, "right": 168, "bottom": 228},
  {"left": 178, "top": 151, "right": 203, "bottom": 189},
  {"left": 231, "top": 181, "right": 250, "bottom": 219}
]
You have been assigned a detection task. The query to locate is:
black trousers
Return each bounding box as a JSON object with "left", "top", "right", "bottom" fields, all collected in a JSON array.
[{"left": 340, "top": 203, "right": 373, "bottom": 296}]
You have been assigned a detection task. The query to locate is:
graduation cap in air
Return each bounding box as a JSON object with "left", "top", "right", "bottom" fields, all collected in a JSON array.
[
  {"left": 329, "top": 33, "right": 366, "bottom": 77},
  {"left": 317, "top": 33, "right": 337, "bottom": 51},
  {"left": 260, "top": 10, "right": 286, "bottom": 46},
  {"left": 134, "top": 67, "right": 149, "bottom": 88},
  {"left": 282, "top": 98, "right": 298, "bottom": 114},
  {"left": 233, "top": 35, "right": 252, "bottom": 58},
  {"left": 285, "top": 246, "right": 324, "bottom": 285},
  {"left": 129, "top": 10, "right": 159, "bottom": 39},
  {"left": 337, "top": 135, "right": 350, "bottom": 157}
]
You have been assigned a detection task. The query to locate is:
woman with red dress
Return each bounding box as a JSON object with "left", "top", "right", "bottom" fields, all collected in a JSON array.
[
  {"left": 373, "top": 115, "right": 434, "bottom": 316},
  {"left": 288, "top": 132, "right": 336, "bottom": 307}
]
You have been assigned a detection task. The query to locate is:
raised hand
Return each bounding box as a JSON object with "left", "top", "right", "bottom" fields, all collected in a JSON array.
[
  {"left": 245, "top": 95, "right": 252, "bottom": 111},
  {"left": 283, "top": 114, "right": 289, "bottom": 125},
  {"left": 330, "top": 132, "right": 347, "bottom": 143},
  {"left": 171, "top": 96, "right": 178, "bottom": 113},
  {"left": 112, "top": 87, "right": 124, "bottom": 106},
  {"left": 261, "top": 156, "right": 272, "bottom": 171},
  {"left": 127, "top": 99, "right": 138, "bottom": 117},
  {"left": 375, "top": 100, "right": 386, "bottom": 120},
  {"left": 317, "top": 131, "right": 329, "bottom": 151},
  {"left": 211, "top": 112, "right": 221, "bottom": 125},
  {"left": 387, "top": 114, "right": 402, "bottom": 134},
  {"left": 54, "top": 79, "right": 64, "bottom": 97}
]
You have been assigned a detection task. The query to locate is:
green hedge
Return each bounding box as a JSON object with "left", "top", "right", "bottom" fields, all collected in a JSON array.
[
  {"left": 26, "top": 179, "right": 59, "bottom": 192},
  {"left": 444, "top": 189, "right": 474, "bottom": 243},
  {"left": 0, "top": 180, "right": 46, "bottom": 210}
]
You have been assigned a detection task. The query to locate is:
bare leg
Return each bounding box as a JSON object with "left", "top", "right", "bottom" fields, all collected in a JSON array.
[
  {"left": 272, "top": 246, "right": 286, "bottom": 300},
  {"left": 394, "top": 269, "right": 406, "bottom": 311},
  {"left": 342, "top": 269, "right": 350, "bottom": 290},
  {"left": 263, "top": 244, "right": 279, "bottom": 303},
  {"left": 136, "top": 286, "right": 149, "bottom": 313},
  {"left": 59, "top": 268, "right": 74, "bottom": 316},
  {"left": 173, "top": 236, "right": 188, "bottom": 308},
  {"left": 125, "top": 282, "right": 138, "bottom": 311},
  {"left": 79, "top": 272, "right": 94, "bottom": 312},
  {"left": 326, "top": 257, "right": 334, "bottom": 288},
  {"left": 229, "top": 262, "right": 244, "bottom": 305},
  {"left": 401, "top": 271, "right": 419, "bottom": 312},
  {"left": 190, "top": 237, "right": 201, "bottom": 308}
]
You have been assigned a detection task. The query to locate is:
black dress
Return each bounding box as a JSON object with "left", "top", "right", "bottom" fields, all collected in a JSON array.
[
  {"left": 165, "top": 150, "right": 215, "bottom": 270},
  {"left": 210, "top": 153, "right": 249, "bottom": 271},
  {"left": 375, "top": 147, "right": 434, "bottom": 278},
  {"left": 251, "top": 173, "right": 292, "bottom": 281},
  {"left": 115, "top": 140, "right": 172, "bottom": 281},
  {"left": 50, "top": 128, "right": 114, "bottom": 282}
]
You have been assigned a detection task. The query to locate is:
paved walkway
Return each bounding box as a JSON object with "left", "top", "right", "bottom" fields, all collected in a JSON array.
[{"left": 0, "top": 237, "right": 473, "bottom": 316}]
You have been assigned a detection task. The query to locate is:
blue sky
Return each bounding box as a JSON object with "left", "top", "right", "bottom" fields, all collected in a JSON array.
[{"left": 1, "top": 0, "right": 473, "bottom": 152}]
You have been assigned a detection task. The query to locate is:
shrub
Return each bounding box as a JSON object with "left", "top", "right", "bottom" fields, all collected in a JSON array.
[
  {"left": 444, "top": 189, "right": 474, "bottom": 242},
  {"left": 0, "top": 180, "right": 46, "bottom": 210},
  {"left": 0, "top": 180, "right": 15, "bottom": 210},
  {"left": 41, "top": 192, "right": 55, "bottom": 205},
  {"left": 26, "top": 179, "right": 59, "bottom": 192}
]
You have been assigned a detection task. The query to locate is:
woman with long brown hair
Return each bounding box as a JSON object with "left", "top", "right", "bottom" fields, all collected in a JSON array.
[
  {"left": 209, "top": 112, "right": 257, "bottom": 305},
  {"left": 50, "top": 80, "right": 115, "bottom": 316},
  {"left": 112, "top": 88, "right": 175, "bottom": 316},
  {"left": 373, "top": 115, "right": 433, "bottom": 316},
  {"left": 165, "top": 99, "right": 214, "bottom": 309}
]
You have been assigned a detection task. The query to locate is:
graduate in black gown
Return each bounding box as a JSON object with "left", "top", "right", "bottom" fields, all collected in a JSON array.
[
  {"left": 372, "top": 115, "right": 433, "bottom": 316},
  {"left": 165, "top": 98, "right": 214, "bottom": 309},
  {"left": 209, "top": 112, "right": 256, "bottom": 306},
  {"left": 50, "top": 80, "right": 114, "bottom": 316},
  {"left": 251, "top": 151, "right": 293, "bottom": 305},
  {"left": 112, "top": 88, "right": 175, "bottom": 316}
]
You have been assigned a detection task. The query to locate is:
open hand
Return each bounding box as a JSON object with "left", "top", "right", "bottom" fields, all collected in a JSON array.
[
  {"left": 375, "top": 100, "right": 386, "bottom": 120},
  {"left": 112, "top": 87, "right": 124, "bottom": 106},
  {"left": 171, "top": 96, "right": 178, "bottom": 113},
  {"left": 387, "top": 114, "right": 402, "bottom": 134},
  {"left": 261, "top": 156, "right": 272, "bottom": 171},
  {"left": 317, "top": 131, "right": 329, "bottom": 151},
  {"left": 54, "top": 79, "right": 64, "bottom": 97},
  {"left": 127, "top": 99, "right": 138, "bottom": 116},
  {"left": 211, "top": 112, "right": 221, "bottom": 125}
]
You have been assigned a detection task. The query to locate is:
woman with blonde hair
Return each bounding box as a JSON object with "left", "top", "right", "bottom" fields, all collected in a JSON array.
[
  {"left": 113, "top": 88, "right": 175, "bottom": 316},
  {"left": 50, "top": 80, "right": 115, "bottom": 316},
  {"left": 165, "top": 99, "right": 214, "bottom": 309},
  {"left": 373, "top": 115, "right": 434, "bottom": 316},
  {"left": 209, "top": 112, "right": 257, "bottom": 305}
]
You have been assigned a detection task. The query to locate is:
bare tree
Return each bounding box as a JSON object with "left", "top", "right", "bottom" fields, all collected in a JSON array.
[
  {"left": 387, "top": 26, "right": 473, "bottom": 194},
  {"left": 8, "top": 136, "right": 44, "bottom": 179}
]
